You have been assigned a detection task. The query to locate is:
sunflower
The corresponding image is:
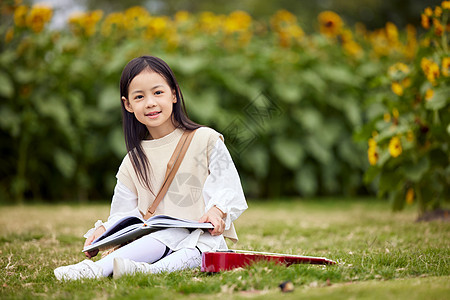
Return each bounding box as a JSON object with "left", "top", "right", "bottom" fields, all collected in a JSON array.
[
  {"left": 425, "top": 88, "right": 434, "bottom": 101},
  {"left": 14, "top": 5, "right": 28, "bottom": 27},
  {"left": 406, "top": 131, "right": 414, "bottom": 142},
  {"left": 392, "top": 108, "right": 399, "bottom": 120},
  {"left": 388, "top": 63, "right": 410, "bottom": 76},
  {"left": 433, "top": 19, "right": 443, "bottom": 36},
  {"left": 69, "top": 10, "right": 103, "bottom": 36},
  {"left": 175, "top": 11, "right": 190, "bottom": 23},
  {"left": 388, "top": 136, "right": 402, "bottom": 158},
  {"left": 271, "top": 9, "right": 297, "bottom": 30},
  {"left": 318, "top": 11, "right": 343, "bottom": 38},
  {"left": 421, "top": 14, "right": 430, "bottom": 29},
  {"left": 391, "top": 82, "right": 403, "bottom": 96},
  {"left": 401, "top": 77, "right": 411, "bottom": 88},
  {"left": 124, "top": 6, "right": 150, "bottom": 29},
  {"left": 5, "top": 28, "right": 14, "bottom": 43},
  {"left": 367, "top": 144, "right": 378, "bottom": 166},
  {"left": 405, "top": 188, "right": 414, "bottom": 204},
  {"left": 26, "top": 4, "right": 53, "bottom": 33},
  {"left": 198, "top": 12, "right": 223, "bottom": 34},
  {"left": 421, "top": 58, "right": 440, "bottom": 85},
  {"left": 385, "top": 22, "right": 398, "bottom": 44},
  {"left": 101, "top": 12, "right": 125, "bottom": 36},
  {"left": 442, "top": 57, "right": 450, "bottom": 77},
  {"left": 224, "top": 11, "right": 252, "bottom": 34}
]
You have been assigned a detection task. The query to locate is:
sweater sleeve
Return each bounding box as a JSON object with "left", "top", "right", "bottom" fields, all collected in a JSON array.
[
  {"left": 83, "top": 180, "right": 141, "bottom": 238},
  {"left": 105, "top": 180, "right": 141, "bottom": 228},
  {"left": 202, "top": 138, "right": 248, "bottom": 230}
]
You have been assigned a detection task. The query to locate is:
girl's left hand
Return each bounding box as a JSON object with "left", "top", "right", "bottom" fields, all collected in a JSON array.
[{"left": 199, "top": 206, "right": 226, "bottom": 236}]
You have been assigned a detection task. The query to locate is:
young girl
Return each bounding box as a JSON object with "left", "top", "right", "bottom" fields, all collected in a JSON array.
[{"left": 54, "top": 56, "right": 247, "bottom": 280}]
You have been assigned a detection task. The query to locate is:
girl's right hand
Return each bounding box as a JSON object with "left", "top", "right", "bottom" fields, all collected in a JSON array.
[{"left": 84, "top": 225, "right": 106, "bottom": 259}]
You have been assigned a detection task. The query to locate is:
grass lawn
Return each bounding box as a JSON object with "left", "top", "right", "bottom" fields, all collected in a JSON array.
[{"left": 0, "top": 198, "right": 448, "bottom": 299}]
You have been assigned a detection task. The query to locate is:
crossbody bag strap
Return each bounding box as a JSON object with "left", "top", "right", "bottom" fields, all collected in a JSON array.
[{"left": 143, "top": 129, "right": 197, "bottom": 219}]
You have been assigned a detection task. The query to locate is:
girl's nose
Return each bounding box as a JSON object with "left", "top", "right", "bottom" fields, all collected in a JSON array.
[{"left": 145, "top": 96, "right": 157, "bottom": 108}]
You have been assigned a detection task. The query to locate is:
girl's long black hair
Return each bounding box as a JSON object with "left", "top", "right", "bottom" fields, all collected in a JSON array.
[{"left": 119, "top": 56, "right": 201, "bottom": 194}]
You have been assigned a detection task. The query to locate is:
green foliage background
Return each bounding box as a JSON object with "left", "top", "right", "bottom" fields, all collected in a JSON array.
[{"left": 0, "top": 1, "right": 448, "bottom": 213}]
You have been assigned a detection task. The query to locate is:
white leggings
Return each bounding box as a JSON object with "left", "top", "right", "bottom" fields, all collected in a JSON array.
[{"left": 95, "top": 235, "right": 202, "bottom": 277}]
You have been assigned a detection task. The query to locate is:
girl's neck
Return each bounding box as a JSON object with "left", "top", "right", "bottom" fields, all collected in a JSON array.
[{"left": 147, "top": 122, "right": 179, "bottom": 140}]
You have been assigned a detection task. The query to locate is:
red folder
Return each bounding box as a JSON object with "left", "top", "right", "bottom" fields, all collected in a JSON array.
[{"left": 201, "top": 250, "right": 336, "bottom": 272}]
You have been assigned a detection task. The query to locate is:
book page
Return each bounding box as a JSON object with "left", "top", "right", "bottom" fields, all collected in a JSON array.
[
  {"left": 145, "top": 215, "right": 214, "bottom": 228},
  {"left": 92, "top": 216, "right": 144, "bottom": 244}
]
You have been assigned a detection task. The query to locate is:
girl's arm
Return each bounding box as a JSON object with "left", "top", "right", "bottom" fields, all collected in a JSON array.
[
  {"left": 201, "top": 138, "right": 248, "bottom": 233},
  {"left": 83, "top": 180, "right": 140, "bottom": 258},
  {"left": 83, "top": 180, "right": 140, "bottom": 239},
  {"left": 106, "top": 180, "right": 141, "bottom": 226}
]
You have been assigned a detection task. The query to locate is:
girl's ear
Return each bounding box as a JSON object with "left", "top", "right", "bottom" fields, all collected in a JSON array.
[
  {"left": 122, "top": 96, "right": 134, "bottom": 113},
  {"left": 172, "top": 90, "right": 177, "bottom": 103}
]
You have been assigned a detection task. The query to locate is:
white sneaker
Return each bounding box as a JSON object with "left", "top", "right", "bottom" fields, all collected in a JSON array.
[
  {"left": 113, "top": 257, "right": 151, "bottom": 279},
  {"left": 54, "top": 259, "right": 103, "bottom": 281}
]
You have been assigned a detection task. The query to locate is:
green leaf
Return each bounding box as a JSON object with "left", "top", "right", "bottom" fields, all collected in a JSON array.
[
  {"left": 274, "top": 82, "right": 303, "bottom": 103},
  {"left": 377, "top": 148, "right": 391, "bottom": 167},
  {"left": 403, "top": 156, "right": 430, "bottom": 182},
  {"left": 292, "top": 107, "right": 322, "bottom": 131},
  {"left": 99, "top": 85, "right": 120, "bottom": 111},
  {"left": 338, "top": 138, "right": 364, "bottom": 168},
  {"left": 0, "top": 106, "right": 20, "bottom": 137},
  {"left": 390, "top": 189, "right": 405, "bottom": 211},
  {"left": 108, "top": 127, "right": 126, "bottom": 158},
  {"left": 378, "top": 170, "right": 402, "bottom": 197},
  {"left": 321, "top": 163, "right": 340, "bottom": 193},
  {"left": 0, "top": 71, "right": 13, "bottom": 98},
  {"left": 363, "top": 166, "right": 381, "bottom": 184},
  {"left": 173, "top": 55, "right": 206, "bottom": 75},
  {"left": 304, "top": 136, "right": 331, "bottom": 164},
  {"left": 272, "top": 138, "right": 305, "bottom": 170},
  {"left": 343, "top": 98, "right": 362, "bottom": 126},
  {"left": 366, "top": 102, "right": 386, "bottom": 122},
  {"left": 242, "top": 145, "right": 269, "bottom": 178},
  {"left": 317, "top": 65, "right": 361, "bottom": 87},
  {"left": 14, "top": 68, "right": 34, "bottom": 84},
  {"left": 189, "top": 89, "right": 220, "bottom": 122},
  {"left": 319, "top": 119, "right": 343, "bottom": 147},
  {"left": 375, "top": 125, "right": 409, "bottom": 143},
  {"left": 299, "top": 70, "right": 326, "bottom": 91},
  {"left": 35, "top": 96, "right": 70, "bottom": 128},
  {"left": 54, "top": 149, "right": 76, "bottom": 178},
  {"left": 295, "top": 164, "right": 317, "bottom": 197},
  {"left": 425, "top": 88, "right": 450, "bottom": 111},
  {"left": 357, "top": 61, "right": 382, "bottom": 77}
]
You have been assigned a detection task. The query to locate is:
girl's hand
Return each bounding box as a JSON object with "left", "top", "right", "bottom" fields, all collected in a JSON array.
[
  {"left": 84, "top": 225, "right": 106, "bottom": 259},
  {"left": 199, "top": 206, "right": 226, "bottom": 236}
]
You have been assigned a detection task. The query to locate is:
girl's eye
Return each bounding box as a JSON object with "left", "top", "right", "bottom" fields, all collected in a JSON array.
[
  {"left": 134, "top": 95, "right": 144, "bottom": 100},
  {"left": 155, "top": 91, "right": 163, "bottom": 95}
]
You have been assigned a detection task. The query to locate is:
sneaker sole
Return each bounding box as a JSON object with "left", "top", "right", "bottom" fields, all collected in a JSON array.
[{"left": 113, "top": 257, "right": 125, "bottom": 279}]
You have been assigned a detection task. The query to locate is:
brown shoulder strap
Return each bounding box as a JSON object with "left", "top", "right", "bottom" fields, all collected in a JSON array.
[{"left": 143, "top": 129, "right": 197, "bottom": 219}]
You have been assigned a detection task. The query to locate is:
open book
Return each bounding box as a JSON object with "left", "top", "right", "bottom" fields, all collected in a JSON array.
[{"left": 82, "top": 215, "right": 214, "bottom": 253}]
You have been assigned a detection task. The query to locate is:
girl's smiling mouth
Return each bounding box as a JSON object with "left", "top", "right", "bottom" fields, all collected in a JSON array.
[{"left": 146, "top": 111, "right": 161, "bottom": 118}]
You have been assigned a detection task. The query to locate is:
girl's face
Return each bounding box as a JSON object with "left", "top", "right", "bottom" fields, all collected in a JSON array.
[{"left": 123, "top": 69, "right": 177, "bottom": 139}]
